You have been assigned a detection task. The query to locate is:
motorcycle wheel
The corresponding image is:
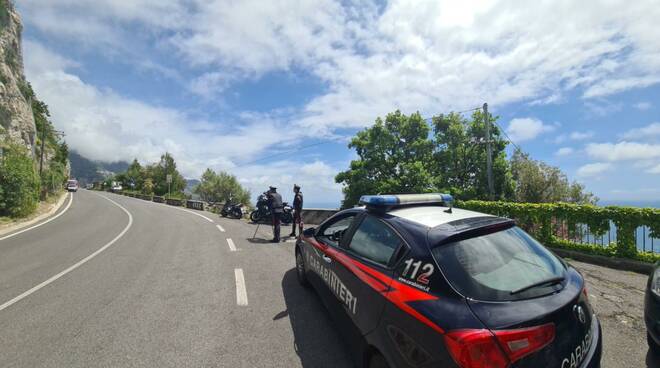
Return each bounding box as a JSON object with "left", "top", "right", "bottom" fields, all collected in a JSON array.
[
  {"left": 282, "top": 212, "right": 293, "bottom": 224},
  {"left": 221, "top": 210, "right": 228, "bottom": 217},
  {"left": 232, "top": 209, "right": 242, "bottom": 219},
  {"left": 250, "top": 210, "right": 260, "bottom": 223}
]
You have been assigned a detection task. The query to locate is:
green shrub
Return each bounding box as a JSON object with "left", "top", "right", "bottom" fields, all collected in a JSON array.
[
  {"left": 0, "top": 144, "right": 40, "bottom": 217},
  {"left": 457, "top": 200, "right": 660, "bottom": 263}
]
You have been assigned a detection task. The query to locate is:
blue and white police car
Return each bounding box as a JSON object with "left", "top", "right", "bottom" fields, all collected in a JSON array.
[{"left": 295, "top": 193, "right": 602, "bottom": 368}]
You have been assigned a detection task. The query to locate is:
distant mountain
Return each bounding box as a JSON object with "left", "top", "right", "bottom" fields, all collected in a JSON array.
[{"left": 69, "top": 151, "right": 129, "bottom": 184}]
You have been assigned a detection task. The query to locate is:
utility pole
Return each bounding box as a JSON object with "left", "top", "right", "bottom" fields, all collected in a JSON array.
[{"left": 484, "top": 102, "right": 494, "bottom": 200}]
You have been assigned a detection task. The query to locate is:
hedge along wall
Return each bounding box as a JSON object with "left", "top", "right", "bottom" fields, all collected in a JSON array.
[{"left": 456, "top": 201, "right": 660, "bottom": 263}]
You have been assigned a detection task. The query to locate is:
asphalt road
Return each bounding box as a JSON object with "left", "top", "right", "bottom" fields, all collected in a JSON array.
[{"left": 0, "top": 190, "right": 657, "bottom": 368}]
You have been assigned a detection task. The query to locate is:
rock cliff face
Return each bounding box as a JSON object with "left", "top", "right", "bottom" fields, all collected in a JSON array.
[{"left": 0, "top": 0, "right": 36, "bottom": 153}]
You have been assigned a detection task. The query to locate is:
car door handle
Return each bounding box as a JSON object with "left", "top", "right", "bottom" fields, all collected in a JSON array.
[{"left": 322, "top": 255, "right": 332, "bottom": 263}]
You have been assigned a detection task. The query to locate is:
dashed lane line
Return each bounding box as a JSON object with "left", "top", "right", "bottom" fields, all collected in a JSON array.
[
  {"left": 0, "top": 193, "right": 73, "bottom": 242},
  {"left": 235, "top": 268, "right": 248, "bottom": 306},
  {"left": 227, "top": 238, "right": 237, "bottom": 252},
  {"left": 216, "top": 224, "right": 225, "bottom": 232},
  {"left": 0, "top": 193, "right": 133, "bottom": 312}
]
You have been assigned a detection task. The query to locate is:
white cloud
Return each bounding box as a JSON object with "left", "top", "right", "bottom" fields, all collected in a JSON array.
[
  {"left": 576, "top": 162, "right": 612, "bottom": 178},
  {"left": 555, "top": 147, "right": 574, "bottom": 156},
  {"left": 647, "top": 164, "right": 660, "bottom": 174},
  {"left": 506, "top": 118, "right": 555, "bottom": 142},
  {"left": 621, "top": 122, "right": 660, "bottom": 140},
  {"left": 569, "top": 131, "right": 594, "bottom": 140},
  {"left": 23, "top": 41, "right": 316, "bottom": 179},
  {"left": 634, "top": 101, "right": 652, "bottom": 110},
  {"left": 17, "top": 0, "right": 660, "bottom": 133},
  {"left": 586, "top": 141, "right": 660, "bottom": 161}
]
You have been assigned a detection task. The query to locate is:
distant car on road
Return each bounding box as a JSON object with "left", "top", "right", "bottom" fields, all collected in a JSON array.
[
  {"left": 646, "top": 261, "right": 660, "bottom": 355},
  {"left": 111, "top": 184, "right": 123, "bottom": 192},
  {"left": 66, "top": 179, "right": 78, "bottom": 192},
  {"left": 295, "top": 193, "right": 602, "bottom": 368}
]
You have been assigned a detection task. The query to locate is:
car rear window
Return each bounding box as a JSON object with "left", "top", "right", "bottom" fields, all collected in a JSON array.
[{"left": 431, "top": 226, "right": 566, "bottom": 301}]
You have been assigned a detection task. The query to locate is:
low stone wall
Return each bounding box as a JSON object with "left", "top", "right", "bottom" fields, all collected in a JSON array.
[
  {"left": 166, "top": 198, "right": 184, "bottom": 206},
  {"left": 186, "top": 200, "right": 204, "bottom": 211},
  {"left": 301, "top": 208, "right": 339, "bottom": 225},
  {"left": 153, "top": 196, "right": 164, "bottom": 203}
]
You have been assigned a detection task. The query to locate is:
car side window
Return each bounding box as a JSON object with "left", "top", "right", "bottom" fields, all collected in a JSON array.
[
  {"left": 318, "top": 214, "right": 357, "bottom": 248},
  {"left": 347, "top": 216, "right": 401, "bottom": 266}
]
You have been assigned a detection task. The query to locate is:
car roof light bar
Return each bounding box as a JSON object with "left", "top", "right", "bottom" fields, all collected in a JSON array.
[{"left": 359, "top": 193, "right": 454, "bottom": 209}]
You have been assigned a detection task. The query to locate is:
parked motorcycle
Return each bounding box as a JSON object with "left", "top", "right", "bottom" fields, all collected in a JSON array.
[
  {"left": 221, "top": 202, "right": 244, "bottom": 219},
  {"left": 250, "top": 192, "right": 293, "bottom": 224}
]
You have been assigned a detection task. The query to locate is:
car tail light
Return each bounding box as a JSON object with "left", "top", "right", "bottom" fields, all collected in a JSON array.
[
  {"left": 444, "top": 330, "right": 509, "bottom": 368},
  {"left": 493, "top": 323, "right": 555, "bottom": 363},
  {"left": 444, "top": 323, "right": 555, "bottom": 368}
]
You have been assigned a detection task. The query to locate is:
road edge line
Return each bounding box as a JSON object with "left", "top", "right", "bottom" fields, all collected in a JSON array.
[
  {"left": 0, "top": 193, "right": 133, "bottom": 312},
  {"left": 0, "top": 192, "right": 73, "bottom": 242}
]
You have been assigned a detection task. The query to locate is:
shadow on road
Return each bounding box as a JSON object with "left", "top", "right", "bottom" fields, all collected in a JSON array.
[
  {"left": 647, "top": 350, "right": 660, "bottom": 367},
  {"left": 279, "top": 268, "right": 354, "bottom": 368}
]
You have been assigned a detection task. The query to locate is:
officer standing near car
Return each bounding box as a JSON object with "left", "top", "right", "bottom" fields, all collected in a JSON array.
[
  {"left": 289, "top": 184, "right": 303, "bottom": 237},
  {"left": 267, "top": 186, "right": 283, "bottom": 243}
]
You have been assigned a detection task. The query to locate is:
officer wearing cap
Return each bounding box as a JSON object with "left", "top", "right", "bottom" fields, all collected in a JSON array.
[
  {"left": 289, "top": 184, "right": 303, "bottom": 237},
  {"left": 267, "top": 186, "right": 284, "bottom": 242}
]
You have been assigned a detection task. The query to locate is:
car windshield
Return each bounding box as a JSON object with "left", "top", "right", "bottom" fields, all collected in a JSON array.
[
  {"left": 431, "top": 226, "right": 566, "bottom": 301},
  {"left": 67, "top": 180, "right": 77, "bottom": 186}
]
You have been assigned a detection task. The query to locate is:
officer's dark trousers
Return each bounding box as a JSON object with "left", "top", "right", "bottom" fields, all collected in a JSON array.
[{"left": 272, "top": 212, "right": 281, "bottom": 241}]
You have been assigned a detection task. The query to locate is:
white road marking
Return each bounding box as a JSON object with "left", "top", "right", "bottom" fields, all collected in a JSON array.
[
  {"left": 216, "top": 224, "right": 225, "bottom": 232},
  {"left": 174, "top": 207, "right": 214, "bottom": 223},
  {"left": 227, "top": 238, "right": 237, "bottom": 251},
  {"left": 234, "top": 268, "right": 248, "bottom": 306},
  {"left": 0, "top": 193, "right": 73, "bottom": 242},
  {"left": 0, "top": 193, "right": 133, "bottom": 312},
  {"left": 114, "top": 193, "right": 214, "bottom": 223}
]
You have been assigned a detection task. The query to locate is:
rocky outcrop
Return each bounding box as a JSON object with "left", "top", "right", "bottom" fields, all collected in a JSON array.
[{"left": 0, "top": 0, "right": 36, "bottom": 153}]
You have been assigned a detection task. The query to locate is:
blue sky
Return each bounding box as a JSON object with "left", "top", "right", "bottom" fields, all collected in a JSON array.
[{"left": 16, "top": 0, "right": 660, "bottom": 206}]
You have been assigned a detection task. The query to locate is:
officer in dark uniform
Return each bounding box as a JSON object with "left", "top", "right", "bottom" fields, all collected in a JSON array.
[
  {"left": 290, "top": 184, "right": 303, "bottom": 237},
  {"left": 267, "top": 186, "right": 283, "bottom": 243}
]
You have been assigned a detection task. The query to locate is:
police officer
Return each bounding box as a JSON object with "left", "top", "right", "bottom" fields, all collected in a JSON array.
[
  {"left": 267, "top": 186, "right": 283, "bottom": 243},
  {"left": 290, "top": 184, "right": 303, "bottom": 237}
]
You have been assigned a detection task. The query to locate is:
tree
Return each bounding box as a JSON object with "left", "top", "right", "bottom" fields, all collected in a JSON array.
[
  {"left": 431, "top": 110, "right": 513, "bottom": 200},
  {"left": 510, "top": 149, "right": 597, "bottom": 204},
  {"left": 125, "top": 158, "right": 143, "bottom": 190},
  {"left": 194, "top": 168, "right": 251, "bottom": 205},
  {"left": 0, "top": 144, "right": 40, "bottom": 217},
  {"left": 335, "top": 110, "right": 435, "bottom": 208},
  {"left": 150, "top": 153, "right": 186, "bottom": 196}
]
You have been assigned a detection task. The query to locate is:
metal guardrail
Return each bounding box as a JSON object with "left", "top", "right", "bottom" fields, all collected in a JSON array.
[
  {"left": 165, "top": 198, "right": 183, "bottom": 206},
  {"left": 153, "top": 196, "right": 164, "bottom": 203}
]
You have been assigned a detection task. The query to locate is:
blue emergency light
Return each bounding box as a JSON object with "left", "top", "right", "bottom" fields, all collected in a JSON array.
[{"left": 358, "top": 193, "right": 454, "bottom": 208}]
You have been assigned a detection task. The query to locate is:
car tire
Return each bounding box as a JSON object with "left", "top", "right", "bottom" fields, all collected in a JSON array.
[
  {"left": 295, "top": 249, "right": 310, "bottom": 288},
  {"left": 369, "top": 353, "right": 390, "bottom": 368},
  {"left": 649, "top": 333, "right": 660, "bottom": 355}
]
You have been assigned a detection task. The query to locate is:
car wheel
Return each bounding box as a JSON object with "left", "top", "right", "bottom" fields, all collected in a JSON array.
[
  {"left": 295, "top": 249, "right": 310, "bottom": 288},
  {"left": 369, "top": 353, "right": 390, "bottom": 368},
  {"left": 649, "top": 333, "right": 660, "bottom": 355}
]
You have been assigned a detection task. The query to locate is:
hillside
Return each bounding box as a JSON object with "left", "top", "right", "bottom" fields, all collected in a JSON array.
[{"left": 69, "top": 150, "right": 129, "bottom": 184}]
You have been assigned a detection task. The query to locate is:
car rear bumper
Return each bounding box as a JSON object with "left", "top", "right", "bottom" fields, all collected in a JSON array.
[{"left": 582, "top": 318, "right": 602, "bottom": 368}]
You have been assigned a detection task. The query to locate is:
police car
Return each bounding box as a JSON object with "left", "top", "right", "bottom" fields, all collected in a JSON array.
[{"left": 294, "top": 194, "right": 602, "bottom": 368}]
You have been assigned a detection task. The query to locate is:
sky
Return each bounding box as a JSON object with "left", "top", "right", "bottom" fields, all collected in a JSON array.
[{"left": 15, "top": 0, "right": 660, "bottom": 206}]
